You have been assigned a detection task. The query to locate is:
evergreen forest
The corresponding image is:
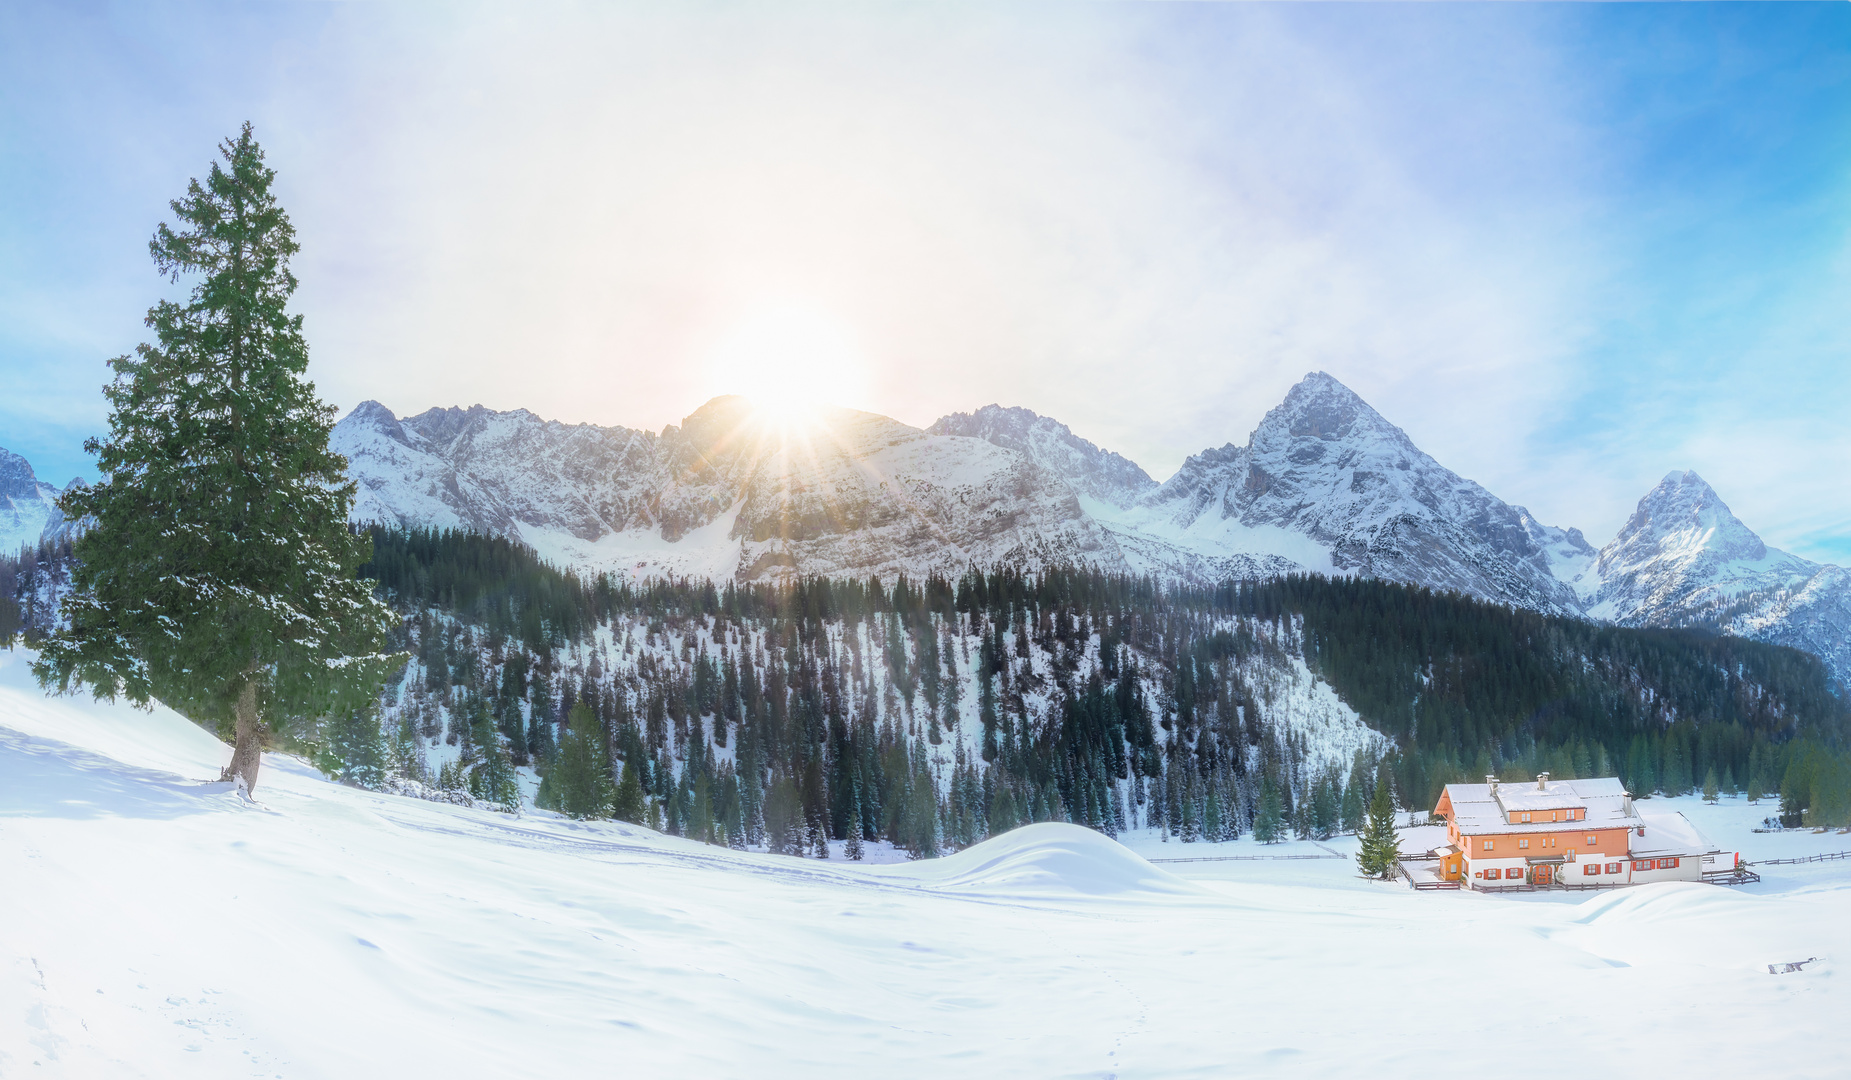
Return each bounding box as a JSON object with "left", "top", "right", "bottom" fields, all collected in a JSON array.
[{"left": 7, "top": 526, "right": 1850, "bottom": 847}]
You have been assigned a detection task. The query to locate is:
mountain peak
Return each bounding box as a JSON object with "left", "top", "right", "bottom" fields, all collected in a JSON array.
[
  {"left": 0, "top": 446, "right": 43, "bottom": 501},
  {"left": 1259, "top": 371, "right": 1403, "bottom": 448},
  {"left": 1619, "top": 469, "right": 1766, "bottom": 564},
  {"left": 343, "top": 401, "right": 411, "bottom": 446},
  {"left": 0, "top": 445, "right": 66, "bottom": 552},
  {"left": 928, "top": 403, "right": 1155, "bottom": 508}
]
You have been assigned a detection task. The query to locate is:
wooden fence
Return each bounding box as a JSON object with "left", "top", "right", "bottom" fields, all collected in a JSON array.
[{"left": 1753, "top": 850, "right": 1851, "bottom": 866}]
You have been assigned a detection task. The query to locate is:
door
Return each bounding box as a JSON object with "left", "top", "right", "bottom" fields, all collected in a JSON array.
[{"left": 1533, "top": 864, "right": 1552, "bottom": 885}]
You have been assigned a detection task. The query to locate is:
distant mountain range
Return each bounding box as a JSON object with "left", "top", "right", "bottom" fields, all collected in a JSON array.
[
  {"left": 323, "top": 372, "right": 1851, "bottom": 688},
  {"left": 6, "top": 372, "right": 1843, "bottom": 687}
]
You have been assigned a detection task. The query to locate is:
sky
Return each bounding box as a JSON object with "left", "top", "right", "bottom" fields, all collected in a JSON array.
[{"left": 2, "top": 1, "right": 1848, "bottom": 561}]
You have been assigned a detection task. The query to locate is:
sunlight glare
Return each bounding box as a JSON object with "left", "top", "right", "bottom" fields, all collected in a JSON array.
[{"left": 704, "top": 301, "right": 869, "bottom": 430}]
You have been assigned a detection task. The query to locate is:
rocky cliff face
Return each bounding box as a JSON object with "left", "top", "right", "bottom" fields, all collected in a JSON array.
[
  {"left": 1095, "top": 372, "right": 1594, "bottom": 615},
  {"left": 1585, "top": 470, "right": 1849, "bottom": 688},
  {"left": 0, "top": 448, "right": 68, "bottom": 553},
  {"left": 333, "top": 397, "right": 1124, "bottom": 583},
  {"left": 1585, "top": 470, "right": 1815, "bottom": 624},
  {"left": 927, "top": 405, "right": 1156, "bottom": 509}
]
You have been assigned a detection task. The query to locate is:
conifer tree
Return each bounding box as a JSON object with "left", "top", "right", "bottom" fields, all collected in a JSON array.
[
  {"left": 846, "top": 784, "right": 866, "bottom": 860},
  {"left": 546, "top": 703, "right": 616, "bottom": 820},
  {"left": 1310, "top": 769, "right": 1338, "bottom": 840},
  {"left": 1356, "top": 775, "right": 1401, "bottom": 879},
  {"left": 692, "top": 772, "right": 717, "bottom": 844},
  {"left": 34, "top": 125, "right": 398, "bottom": 796},
  {"left": 1253, "top": 776, "right": 1285, "bottom": 844},
  {"left": 325, "top": 708, "right": 387, "bottom": 790},
  {"left": 613, "top": 757, "right": 648, "bottom": 824},
  {"left": 465, "top": 696, "right": 522, "bottom": 811},
  {"left": 1702, "top": 768, "right": 1719, "bottom": 804},
  {"left": 1339, "top": 769, "right": 1366, "bottom": 835}
]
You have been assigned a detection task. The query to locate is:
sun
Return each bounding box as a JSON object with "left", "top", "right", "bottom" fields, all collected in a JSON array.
[{"left": 703, "top": 301, "right": 869, "bottom": 429}]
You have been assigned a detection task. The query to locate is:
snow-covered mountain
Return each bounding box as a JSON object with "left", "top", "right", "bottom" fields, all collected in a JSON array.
[
  {"left": 1585, "top": 470, "right": 1850, "bottom": 686},
  {"left": 330, "top": 375, "right": 1846, "bottom": 686},
  {"left": 1086, "top": 373, "right": 1595, "bottom": 615},
  {"left": 334, "top": 396, "right": 1123, "bottom": 582},
  {"left": 926, "top": 404, "right": 1156, "bottom": 509},
  {"left": 0, "top": 446, "right": 70, "bottom": 553}
]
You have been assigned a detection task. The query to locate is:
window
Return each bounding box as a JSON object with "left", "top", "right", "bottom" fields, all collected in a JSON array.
[
  {"left": 1483, "top": 840, "right": 1493, "bottom": 851},
  {"left": 1587, "top": 835, "right": 1598, "bottom": 846},
  {"left": 1659, "top": 858, "right": 1679, "bottom": 870},
  {"left": 1519, "top": 839, "right": 1530, "bottom": 849},
  {"left": 1633, "top": 860, "right": 1653, "bottom": 872},
  {"left": 1506, "top": 868, "right": 1524, "bottom": 880},
  {"left": 1521, "top": 812, "right": 1531, "bottom": 823},
  {"left": 1606, "top": 862, "right": 1622, "bottom": 874},
  {"left": 1583, "top": 864, "right": 1600, "bottom": 876}
]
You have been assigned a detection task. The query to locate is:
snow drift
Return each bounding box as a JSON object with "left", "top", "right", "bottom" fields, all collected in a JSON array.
[{"left": 883, "top": 821, "right": 1203, "bottom": 898}]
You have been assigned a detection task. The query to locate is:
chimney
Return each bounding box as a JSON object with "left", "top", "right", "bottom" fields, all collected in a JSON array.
[
  {"left": 1537, "top": 772, "right": 1550, "bottom": 791},
  {"left": 1486, "top": 774, "right": 1498, "bottom": 793}
]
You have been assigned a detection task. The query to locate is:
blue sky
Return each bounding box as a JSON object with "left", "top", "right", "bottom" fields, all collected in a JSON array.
[{"left": 2, "top": 2, "right": 1848, "bottom": 560}]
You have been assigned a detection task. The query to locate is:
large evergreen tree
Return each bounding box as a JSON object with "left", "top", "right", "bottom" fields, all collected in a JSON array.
[{"left": 34, "top": 125, "right": 397, "bottom": 796}]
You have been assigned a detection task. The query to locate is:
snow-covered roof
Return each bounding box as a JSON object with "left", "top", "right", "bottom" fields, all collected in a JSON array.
[
  {"left": 1440, "top": 777, "right": 1639, "bottom": 834},
  {"left": 1495, "top": 787, "right": 1584, "bottom": 812},
  {"left": 1631, "top": 809, "right": 1716, "bottom": 857}
]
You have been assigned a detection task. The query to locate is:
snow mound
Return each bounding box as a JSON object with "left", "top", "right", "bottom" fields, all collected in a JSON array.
[
  {"left": 1567, "top": 881, "right": 1744, "bottom": 927},
  {"left": 885, "top": 822, "right": 1203, "bottom": 898}
]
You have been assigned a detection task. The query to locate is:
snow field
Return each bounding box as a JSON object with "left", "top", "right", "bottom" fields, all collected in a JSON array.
[{"left": 4, "top": 650, "right": 1848, "bottom": 1078}]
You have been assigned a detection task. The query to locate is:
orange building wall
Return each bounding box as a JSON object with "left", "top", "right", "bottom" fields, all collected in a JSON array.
[{"left": 1460, "top": 829, "right": 1629, "bottom": 859}]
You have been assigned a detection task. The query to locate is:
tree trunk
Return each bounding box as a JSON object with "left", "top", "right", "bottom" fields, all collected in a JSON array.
[{"left": 221, "top": 676, "right": 264, "bottom": 796}]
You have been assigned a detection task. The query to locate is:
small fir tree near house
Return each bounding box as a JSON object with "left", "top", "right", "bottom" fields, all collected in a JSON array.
[
  {"left": 33, "top": 125, "right": 398, "bottom": 796},
  {"left": 1702, "top": 768, "right": 1720, "bottom": 804},
  {"left": 1356, "top": 775, "right": 1402, "bottom": 879}
]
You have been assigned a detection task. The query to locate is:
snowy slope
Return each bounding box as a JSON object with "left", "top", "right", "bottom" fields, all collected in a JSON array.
[
  {"left": 1101, "top": 372, "right": 1594, "bottom": 613},
  {"left": 0, "top": 447, "right": 68, "bottom": 553},
  {"left": 5, "top": 649, "right": 1850, "bottom": 1078}
]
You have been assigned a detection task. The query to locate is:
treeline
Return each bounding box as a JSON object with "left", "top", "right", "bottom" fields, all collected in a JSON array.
[
  {"left": 10, "top": 527, "right": 1847, "bottom": 836},
  {"left": 1227, "top": 576, "right": 1849, "bottom": 819},
  {"left": 340, "top": 530, "right": 1851, "bottom": 847}
]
